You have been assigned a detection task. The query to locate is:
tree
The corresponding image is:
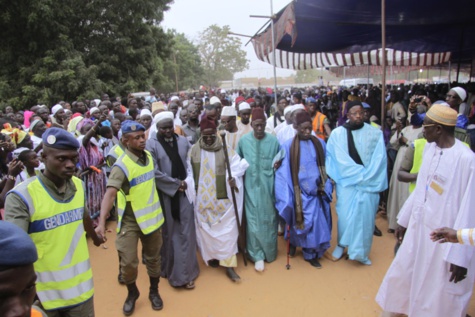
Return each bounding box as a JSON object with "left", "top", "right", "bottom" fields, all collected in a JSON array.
[
  {"left": 161, "top": 31, "right": 204, "bottom": 92},
  {"left": 0, "top": 0, "right": 173, "bottom": 108},
  {"left": 197, "top": 25, "right": 249, "bottom": 87}
]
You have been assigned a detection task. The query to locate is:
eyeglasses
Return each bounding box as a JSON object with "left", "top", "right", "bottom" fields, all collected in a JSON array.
[
  {"left": 422, "top": 123, "right": 436, "bottom": 128},
  {"left": 446, "top": 94, "right": 458, "bottom": 99}
]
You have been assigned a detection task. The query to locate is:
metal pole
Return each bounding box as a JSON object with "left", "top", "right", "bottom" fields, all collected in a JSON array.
[
  {"left": 380, "top": 0, "right": 386, "bottom": 130},
  {"left": 448, "top": 61, "right": 452, "bottom": 88},
  {"left": 270, "top": 0, "right": 278, "bottom": 110}
]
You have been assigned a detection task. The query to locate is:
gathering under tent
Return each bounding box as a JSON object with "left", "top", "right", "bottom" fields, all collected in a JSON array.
[{"left": 251, "top": 0, "right": 475, "bottom": 72}]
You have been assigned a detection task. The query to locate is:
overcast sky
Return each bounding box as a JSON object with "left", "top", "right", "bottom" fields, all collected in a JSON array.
[{"left": 162, "top": 0, "right": 295, "bottom": 79}]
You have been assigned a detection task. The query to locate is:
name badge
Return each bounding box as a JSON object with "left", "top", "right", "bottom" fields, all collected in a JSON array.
[{"left": 430, "top": 181, "right": 444, "bottom": 195}]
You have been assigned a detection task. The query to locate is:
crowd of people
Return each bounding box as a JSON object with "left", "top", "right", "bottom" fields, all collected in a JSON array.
[{"left": 1, "top": 82, "right": 475, "bottom": 317}]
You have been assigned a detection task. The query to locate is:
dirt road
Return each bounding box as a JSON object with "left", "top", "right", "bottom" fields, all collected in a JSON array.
[{"left": 89, "top": 212, "right": 475, "bottom": 317}]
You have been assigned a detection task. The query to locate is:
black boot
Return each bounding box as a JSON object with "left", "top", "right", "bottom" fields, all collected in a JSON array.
[
  {"left": 149, "top": 277, "right": 163, "bottom": 311},
  {"left": 123, "top": 282, "right": 140, "bottom": 316},
  {"left": 373, "top": 225, "right": 382, "bottom": 237}
]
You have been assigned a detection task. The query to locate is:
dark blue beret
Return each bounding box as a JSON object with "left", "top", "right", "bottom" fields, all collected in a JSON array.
[
  {"left": 121, "top": 120, "right": 145, "bottom": 134},
  {"left": 0, "top": 221, "right": 37, "bottom": 268},
  {"left": 42, "top": 127, "right": 80, "bottom": 150}
]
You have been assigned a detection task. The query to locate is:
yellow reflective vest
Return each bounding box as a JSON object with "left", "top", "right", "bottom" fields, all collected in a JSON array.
[
  {"left": 106, "top": 143, "right": 125, "bottom": 167},
  {"left": 113, "top": 151, "right": 164, "bottom": 234},
  {"left": 11, "top": 176, "right": 93, "bottom": 310},
  {"left": 409, "top": 138, "right": 469, "bottom": 193}
]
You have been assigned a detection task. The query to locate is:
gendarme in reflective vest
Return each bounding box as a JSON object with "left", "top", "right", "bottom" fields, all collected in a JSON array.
[
  {"left": 10, "top": 176, "right": 93, "bottom": 310},
  {"left": 106, "top": 143, "right": 125, "bottom": 167},
  {"left": 113, "top": 150, "right": 164, "bottom": 234}
]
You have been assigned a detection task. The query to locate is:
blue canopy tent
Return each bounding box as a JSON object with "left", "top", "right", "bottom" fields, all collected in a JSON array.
[{"left": 251, "top": 0, "right": 475, "bottom": 72}]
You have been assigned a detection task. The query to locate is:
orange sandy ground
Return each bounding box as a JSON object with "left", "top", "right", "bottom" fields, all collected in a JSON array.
[{"left": 89, "top": 209, "right": 475, "bottom": 317}]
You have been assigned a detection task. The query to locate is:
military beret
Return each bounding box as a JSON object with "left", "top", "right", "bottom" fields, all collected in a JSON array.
[
  {"left": 0, "top": 221, "right": 38, "bottom": 268},
  {"left": 42, "top": 127, "right": 80, "bottom": 150},
  {"left": 121, "top": 120, "right": 145, "bottom": 134}
]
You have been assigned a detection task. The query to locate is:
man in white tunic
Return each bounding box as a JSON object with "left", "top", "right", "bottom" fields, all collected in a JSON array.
[
  {"left": 376, "top": 104, "right": 475, "bottom": 317},
  {"left": 190, "top": 115, "right": 248, "bottom": 282}
]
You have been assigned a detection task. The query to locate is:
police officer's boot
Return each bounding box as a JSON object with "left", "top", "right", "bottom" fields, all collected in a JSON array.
[
  {"left": 149, "top": 276, "right": 163, "bottom": 310},
  {"left": 123, "top": 282, "right": 140, "bottom": 316}
]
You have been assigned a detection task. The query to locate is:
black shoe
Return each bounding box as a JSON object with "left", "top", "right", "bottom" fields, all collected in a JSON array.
[
  {"left": 123, "top": 283, "right": 140, "bottom": 316},
  {"left": 208, "top": 259, "right": 219, "bottom": 268},
  {"left": 288, "top": 244, "right": 296, "bottom": 257},
  {"left": 118, "top": 272, "right": 125, "bottom": 285},
  {"left": 306, "top": 257, "right": 322, "bottom": 269},
  {"left": 149, "top": 291, "right": 163, "bottom": 311},
  {"left": 373, "top": 225, "right": 382, "bottom": 237},
  {"left": 149, "top": 277, "right": 163, "bottom": 311},
  {"left": 225, "top": 268, "right": 241, "bottom": 282}
]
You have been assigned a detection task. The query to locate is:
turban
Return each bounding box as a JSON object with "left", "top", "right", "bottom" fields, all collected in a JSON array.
[
  {"left": 1, "top": 124, "right": 28, "bottom": 145},
  {"left": 52, "top": 104, "right": 63, "bottom": 116},
  {"left": 0, "top": 221, "right": 38, "bottom": 268},
  {"left": 154, "top": 111, "right": 174, "bottom": 125},
  {"left": 294, "top": 111, "right": 312, "bottom": 126},
  {"left": 284, "top": 106, "right": 294, "bottom": 116},
  {"left": 426, "top": 104, "right": 457, "bottom": 126},
  {"left": 221, "top": 106, "right": 237, "bottom": 117},
  {"left": 246, "top": 98, "right": 255, "bottom": 104},
  {"left": 170, "top": 96, "right": 179, "bottom": 101},
  {"left": 89, "top": 107, "right": 100, "bottom": 115},
  {"left": 451, "top": 87, "right": 467, "bottom": 102},
  {"left": 29, "top": 119, "right": 41, "bottom": 132},
  {"left": 200, "top": 115, "right": 216, "bottom": 132},
  {"left": 251, "top": 108, "right": 266, "bottom": 121},
  {"left": 210, "top": 96, "right": 221, "bottom": 105},
  {"left": 292, "top": 104, "right": 306, "bottom": 112}
]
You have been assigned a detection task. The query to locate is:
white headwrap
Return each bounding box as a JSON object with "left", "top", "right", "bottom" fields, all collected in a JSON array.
[
  {"left": 292, "top": 104, "right": 306, "bottom": 112},
  {"left": 89, "top": 107, "right": 100, "bottom": 115},
  {"left": 221, "top": 106, "right": 237, "bottom": 117},
  {"left": 140, "top": 109, "right": 152, "bottom": 118},
  {"left": 148, "top": 111, "right": 174, "bottom": 140},
  {"left": 210, "top": 96, "right": 221, "bottom": 105},
  {"left": 51, "top": 104, "right": 63, "bottom": 116},
  {"left": 29, "top": 119, "right": 41, "bottom": 132},
  {"left": 170, "top": 96, "right": 179, "bottom": 101},
  {"left": 93, "top": 99, "right": 101, "bottom": 107},
  {"left": 239, "top": 102, "right": 251, "bottom": 111},
  {"left": 283, "top": 105, "right": 294, "bottom": 116},
  {"left": 451, "top": 87, "right": 467, "bottom": 101}
]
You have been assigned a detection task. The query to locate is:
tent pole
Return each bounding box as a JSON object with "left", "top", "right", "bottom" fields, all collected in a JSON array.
[
  {"left": 448, "top": 61, "right": 452, "bottom": 88},
  {"left": 270, "top": 0, "right": 278, "bottom": 111},
  {"left": 381, "top": 0, "right": 386, "bottom": 130}
]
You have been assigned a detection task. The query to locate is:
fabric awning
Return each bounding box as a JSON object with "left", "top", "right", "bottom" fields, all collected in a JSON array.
[{"left": 251, "top": 0, "right": 475, "bottom": 70}]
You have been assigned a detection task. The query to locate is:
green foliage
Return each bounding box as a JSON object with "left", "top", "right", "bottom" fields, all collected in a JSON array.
[
  {"left": 0, "top": 0, "right": 173, "bottom": 109},
  {"left": 197, "top": 25, "right": 249, "bottom": 87},
  {"left": 161, "top": 31, "right": 204, "bottom": 92}
]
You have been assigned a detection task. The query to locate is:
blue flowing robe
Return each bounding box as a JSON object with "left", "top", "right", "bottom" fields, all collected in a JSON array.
[
  {"left": 326, "top": 123, "right": 388, "bottom": 262},
  {"left": 275, "top": 137, "right": 333, "bottom": 260},
  {"left": 237, "top": 132, "right": 281, "bottom": 263}
]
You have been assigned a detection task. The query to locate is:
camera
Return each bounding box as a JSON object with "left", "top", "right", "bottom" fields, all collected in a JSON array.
[{"left": 414, "top": 97, "right": 422, "bottom": 103}]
